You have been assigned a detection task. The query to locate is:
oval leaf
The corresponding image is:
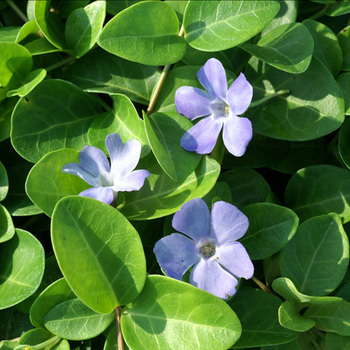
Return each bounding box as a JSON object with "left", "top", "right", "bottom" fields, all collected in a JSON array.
[
  {"left": 0, "top": 204, "right": 15, "bottom": 243},
  {"left": 0, "top": 161, "right": 8, "bottom": 201}
]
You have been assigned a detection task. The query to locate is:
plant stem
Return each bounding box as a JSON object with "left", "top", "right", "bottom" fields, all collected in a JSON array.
[
  {"left": 6, "top": 0, "right": 28, "bottom": 23},
  {"left": 309, "top": 4, "right": 329, "bottom": 21},
  {"left": 46, "top": 56, "right": 77, "bottom": 73},
  {"left": 252, "top": 276, "right": 275, "bottom": 295},
  {"left": 115, "top": 306, "right": 124, "bottom": 350},
  {"left": 249, "top": 89, "right": 290, "bottom": 108},
  {"left": 146, "top": 24, "right": 185, "bottom": 115}
]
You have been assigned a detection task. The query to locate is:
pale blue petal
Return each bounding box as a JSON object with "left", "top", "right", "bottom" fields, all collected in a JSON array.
[
  {"left": 79, "top": 186, "right": 115, "bottom": 204},
  {"left": 197, "top": 58, "right": 228, "bottom": 100},
  {"left": 105, "top": 133, "right": 141, "bottom": 177},
  {"left": 114, "top": 169, "right": 150, "bottom": 192},
  {"left": 216, "top": 242, "right": 254, "bottom": 279},
  {"left": 175, "top": 86, "right": 212, "bottom": 121},
  {"left": 154, "top": 233, "right": 198, "bottom": 280},
  {"left": 227, "top": 73, "right": 253, "bottom": 115},
  {"left": 62, "top": 162, "right": 100, "bottom": 187},
  {"left": 79, "top": 145, "right": 110, "bottom": 177},
  {"left": 172, "top": 198, "right": 210, "bottom": 242},
  {"left": 210, "top": 201, "right": 249, "bottom": 245},
  {"left": 190, "top": 258, "right": 239, "bottom": 299},
  {"left": 181, "top": 116, "right": 222, "bottom": 154},
  {"left": 222, "top": 115, "right": 252, "bottom": 157}
]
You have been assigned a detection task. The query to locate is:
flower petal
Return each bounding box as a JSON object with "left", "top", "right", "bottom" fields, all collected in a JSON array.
[
  {"left": 62, "top": 162, "right": 100, "bottom": 187},
  {"left": 227, "top": 73, "right": 253, "bottom": 115},
  {"left": 197, "top": 58, "right": 227, "bottom": 100},
  {"left": 190, "top": 258, "right": 239, "bottom": 299},
  {"left": 181, "top": 116, "right": 222, "bottom": 154},
  {"left": 216, "top": 242, "right": 254, "bottom": 280},
  {"left": 172, "top": 198, "right": 210, "bottom": 242},
  {"left": 106, "top": 133, "right": 142, "bottom": 177},
  {"left": 175, "top": 86, "right": 212, "bottom": 121},
  {"left": 79, "top": 145, "right": 110, "bottom": 177},
  {"left": 79, "top": 187, "right": 115, "bottom": 204},
  {"left": 114, "top": 169, "right": 150, "bottom": 192},
  {"left": 210, "top": 201, "right": 249, "bottom": 244},
  {"left": 222, "top": 115, "right": 252, "bottom": 157},
  {"left": 153, "top": 233, "right": 198, "bottom": 280}
]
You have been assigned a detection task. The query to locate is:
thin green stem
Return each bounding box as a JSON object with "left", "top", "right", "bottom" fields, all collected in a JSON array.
[
  {"left": 308, "top": 4, "right": 330, "bottom": 21},
  {"left": 252, "top": 276, "right": 275, "bottom": 295},
  {"left": 6, "top": 0, "right": 28, "bottom": 23},
  {"left": 46, "top": 56, "right": 77, "bottom": 73},
  {"left": 249, "top": 89, "right": 290, "bottom": 109},
  {"left": 115, "top": 307, "right": 124, "bottom": 350}
]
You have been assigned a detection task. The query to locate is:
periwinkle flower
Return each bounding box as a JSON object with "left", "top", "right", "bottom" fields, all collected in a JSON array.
[
  {"left": 175, "top": 58, "right": 253, "bottom": 156},
  {"left": 62, "top": 133, "right": 150, "bottom": 205},
  {"left": 153, "top": 198, "right": 254, "bottom": 299}
]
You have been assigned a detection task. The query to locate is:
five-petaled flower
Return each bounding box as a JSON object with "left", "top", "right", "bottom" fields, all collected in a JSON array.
[
  {"left": 153, "top": 198, "right": 254, "bottom": 299},
  {"left": 62, "top": 133, "right": 150, "bottom": 205},
  {"left": 175, "top": 58, "right": 253, "bottom": 157}
]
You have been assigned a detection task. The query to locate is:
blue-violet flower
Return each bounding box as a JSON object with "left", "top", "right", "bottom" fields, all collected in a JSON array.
[
  {"left": 153, "top": 198, "right": 254, "bottom": 299},
  {"left": 175, "top": 58, "right": 253, "bottom": 156},
  {"left": 62, "top": 133, "right": 150, "bottom": 205}
]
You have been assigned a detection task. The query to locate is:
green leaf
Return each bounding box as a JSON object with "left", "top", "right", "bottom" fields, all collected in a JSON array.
[
  {"left": 51, "top": 196, "right": 147, "bottom": 313},
  {"left": 183, "top": 0, "right": 280, "bottom": 51},
  {"left": 0, "top": 27, "right": 21, "bottom": 43},
  {"left": 219, "top": 168, "right": 271, "bottom": 210},
  {"left": 18, "top": 328, "right": 58, "bottom": 347},
  {"left": 240, "top": 23, "right": 313, "bottom": 74},
  {"left": 30, "top": 278, "right": 76, "bottom": 329},
  {"left": 121, "top": 275, "right": 241, "bottom": 350},
  {"left": 245, "top": 57, "right": 345, "bottom": 141},
  {"left": 279, "top": 214, "right": 349, "bottom": 296},
  {"left": 304, "top": 300, "right": 350, "bottom": 335},
  {"left": 229, "top": 288, "right": 297, "bottom": 348},
  {"left": 285, "top": 165, "right": 350, "bottom": 223},
  {"left": 0, "top": 204, "right": 15, "bottom": 243},
  {"left": 0, "top": 308, "right": 33, "bottom": 340},
  {"left": 303, "top": 19, "right": 342, "bottom": 76},
  {"left": 15, "top": 20, "right": 39, "bottom": 44},
  {"left": 106, "top": 0, "right": 140, "bottom": 15},
  {"left": 88, "top": 94, "right": 150, "bottom": 157},
  {"left": 338, "top": 25, "right": 350, "bottom": 71},
  {"left": 11, "top": 79, "right": 103, "bottom": 163},
  {"left": 44, "top": 298, "right": 114, "bottom": 340},
  {"left": 120, "top": 154, "right": 220, "bottom": 220},
  {"left": 326, "top": 332, "right": 350, "bottom": 349},
  {"left": 24, "top": 37, "right": 60, "bottom": 56},
  {"left": 0, "top": 229, "right": 45, "bottom": 309},
  {"left": 25, "top": 149, "right": 90, "bottom": 217},
  {"left": 240, "top": 203, "right": 299, "bottom": 260},
  {"left": 65, "top": 0, "right": 106, "bottom": 58},
  {"left": 144, "top": 111, "right": 201, "bottom": 181},
  {"left": 0, "top": 97, "right": 18, "bottom": 142},
  {"left": 339, "top": 119, "right": 350, "bottom": 168},
  {"left": 278, "top": 300, "right": 315, "bottom": 332},
  {"left": 337, "top": 73, "right": 350, "bottom": 115},
  {"left": 62, "top": 49, "right": 161, "bottom": 104},
  {"left": 326, "top": 0, "right": 350, "bottom": 16},
  {"left": 272, "top": 277, "right": 343, "bottom": 306},
  {"left": 98, "top": 1, "right": 186, "bottom": 65},
  {"left": 0, "top": 161, "right": 8, "bottom": 201},
  {"left": 0, "top": 42, "right": 33, "bottom": 90}
]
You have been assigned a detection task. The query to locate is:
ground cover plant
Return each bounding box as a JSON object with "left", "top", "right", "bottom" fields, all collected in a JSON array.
[{"left": 1, "top": 0, "right": 350, "bottom": 349}]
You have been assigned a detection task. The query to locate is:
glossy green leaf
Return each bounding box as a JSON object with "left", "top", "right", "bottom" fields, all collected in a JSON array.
[
  {"left": 339, "top": 119, "right": 350, "bottom": 168},
  {"left": 303, "top": 19, "right": 342, "bottom": 76},
  {"left": 122, "top": 275, "right": 241, "bottom": 350},
  {"left": 11, "top": 79, "right": 103, "bottom": 163},
  {"left": 88, "top": 94, "right": 150, "bottom": 157},
  {"left": 0, "top": 204, "right": 15, "bottom": 243},
  {"left": 240, "top": 203, "right": 299, "bottom": 260},
  {"left": 326, "top": 332, "right": 350, "bottom": 350},
  {"left": 304, "top": 300, "right": 350, "bottom": 335},
  {"left": 0, "top": 42, "right": 32, "bottom": 90},
  {"left": 278, "top": 300, "right": 315, "bottom": 332},
  {"left": 285, "top": 165, "right": 350, "bottom": 222},
  {"left": 272, "top": 277, "right": 343, "bottom": 306},
  {"left": 229, "top": 288, "right": 297, "bottom": 348},
  {"left": 144, "top": 111, "right": 201, "bottom": 181},
  {"left": 326, "top": 0, "right": 350, "bottom": 16},
  {"left": 241, "top": 23, "right": 313, "bottom": 73},
  {"left": 219, "top": 168, "right": 271, "bottom": 210},
  {"left": 51, "top": 196, "right": 147, "bottom": 313},
  {"left": 0, "top": 308, "right": 33, "bottom": 340},
  {"left": 18, "top": 328, "right": 64, "bottom": 349},
  {"left": 183, "top": 0, "right": 280, "bottom": 51},
  {"left": 0, "top": 27, "right": 21, "bottom": 43},
  {"left": 98, "top": 1, "right": 186, "bottom": 65},
  {"left": 30, "top": 278, "right": 76, "bottom": 329},
  {"left": 25, "top": 149, "right": 90, "bottom": 217},
  {"left": 0, "top": 97, "right": 18, "bottom": 142},
  {"left": 15, "top": 20, "right": 39, "bottom": 44},
  {"left": 279, "top": 214, "right": 349, "bottom": 296},
  {"left": 120, "top": 154, "right": 220, "bottom": 220},
  {"left": 65, "top": 0, "right": 106, "bottom": 58},
  {"left": 338, "top": 25, "right": 350, "bottom": 71},
  {"left": 106, "top": 1, "right": 140, "bottom": 15},
  {"left": 337, "top": 73, "right": 350, "bottom": 115},
  {"left": 245, "top": 57, "right": 344, "bottom": 141},
  {"left": 44, "top": 298, "right": 114, "bottom": 340},
  {"left": 62, "top": 49, "right": 160, "bottom": 104},
  {"left": 202, "top": 181, "right": 232, "bottom": 207},
  {"left": 0, "top": 161, "right": 8, "bottom": 201},
  {"left": 24, "top": 37, "right": 60, "bottom": 55},
  {"left": 0, "top": 229, "right": 45, "bottom": 309}
]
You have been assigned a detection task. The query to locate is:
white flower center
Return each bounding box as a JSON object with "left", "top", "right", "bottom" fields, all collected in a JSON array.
[
  {"left": 210, "top": 99, "right": 229, "bottom": 120},
  {"left": 98, "top": 172, "right": 114, "bottom": 187},
  {"left": 199, "top": 240, "right": 216, "bottom": 259}
]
